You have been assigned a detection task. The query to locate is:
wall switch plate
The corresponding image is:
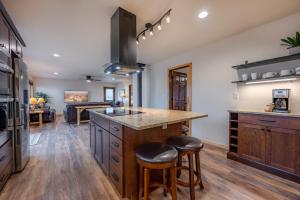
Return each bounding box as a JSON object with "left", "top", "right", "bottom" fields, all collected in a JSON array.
[{"left": 162, "top": 123, "right": 168, "bottom": 129}]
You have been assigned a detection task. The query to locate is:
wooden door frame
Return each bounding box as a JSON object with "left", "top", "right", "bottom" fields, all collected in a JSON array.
[
  {"left": 168, "top": 63, "right": 192, "bottom": 111},
  {"left": 168, "top": 63, "right": 193, "bottom": 135}
]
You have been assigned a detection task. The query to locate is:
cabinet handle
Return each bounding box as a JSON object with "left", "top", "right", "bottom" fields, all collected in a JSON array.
[
  {"left": 112, "top": 173, "right": 119, "bottom": 182},
  {"left": 112, "top": 155, "right": 120, "bottom": 163},
  {"left": 266, "top": 129, "right": 271, "bottom": 132},
  {"left": 259, "top": 119, "right": 276, "bottom": 123},
  {"left": 261, "top": 128, "right": 265, "bottom": 131},
  {"left": 113, "top": 127, "right": 119, "bottom": 131},
  {"left": 112, "top": 141, "right": 119, "bottom": 148}
]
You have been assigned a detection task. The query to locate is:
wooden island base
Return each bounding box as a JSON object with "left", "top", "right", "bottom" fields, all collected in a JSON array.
[{"left": 89, "top": 112, "right": 183, "bottom": 199}]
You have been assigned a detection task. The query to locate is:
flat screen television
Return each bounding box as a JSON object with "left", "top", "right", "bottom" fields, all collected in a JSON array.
[{"left": 64, "top": 91, "right": 88, "bottom": 103}]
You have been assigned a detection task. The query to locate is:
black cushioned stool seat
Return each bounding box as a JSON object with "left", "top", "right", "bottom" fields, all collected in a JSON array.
[{"left": 136, "top": 142, "right": 178, "bottom": 200}]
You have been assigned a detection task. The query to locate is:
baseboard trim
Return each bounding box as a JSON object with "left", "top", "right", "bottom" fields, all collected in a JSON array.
[{"left": 201, "top": 139, "right": 228, "bottom": 150}]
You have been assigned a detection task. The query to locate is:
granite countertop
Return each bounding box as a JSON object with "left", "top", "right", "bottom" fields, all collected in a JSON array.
[
  {"left": 88, "top": 107, "right": 208, "bottom": 130},
  {"left": 228, "top": 109, "right": 300, "bottom": 118}
]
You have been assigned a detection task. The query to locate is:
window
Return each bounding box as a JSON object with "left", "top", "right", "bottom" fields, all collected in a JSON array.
[{"left": 104, "top": 87, "right": 115, "bottom": 102}]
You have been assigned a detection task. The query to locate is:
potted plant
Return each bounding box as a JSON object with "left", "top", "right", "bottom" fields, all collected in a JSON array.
[{"left": 281, "top": 32, "right": 300, "bottom": 55}]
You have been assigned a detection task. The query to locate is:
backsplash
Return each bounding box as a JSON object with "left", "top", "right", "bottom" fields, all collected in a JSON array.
[{"left": 236, "top": 80, "right": 300, "bottom": 113}]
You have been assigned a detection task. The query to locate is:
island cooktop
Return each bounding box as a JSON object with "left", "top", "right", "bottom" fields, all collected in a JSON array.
[{"left": 96, "top": 108, "right": 144, "bottom": 117}]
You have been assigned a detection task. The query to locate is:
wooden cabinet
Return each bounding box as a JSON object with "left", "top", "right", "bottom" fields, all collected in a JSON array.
[
  {"left": 102, "top": 128, "right": 110, "bottom": 175},
  {"left": 228, "top": 112, "right": 300, "bottom": 183},
  {"left": 0, "top": 15, "right": 10, "bottom": 55},
  {"left": 89, "top": 123, "right": 96, "bottom": 155},
  {"left": 266, "top": 127, "right": 300, "bottom": 174},
  {"left": 238, "top": 123, "right": 266, "bottom": 163},
  {"left": 92, "top": 121, "right": 110, "bottom": 175},
  {"left": 95, "top": 126, "right": 102, "bottom": 165}
]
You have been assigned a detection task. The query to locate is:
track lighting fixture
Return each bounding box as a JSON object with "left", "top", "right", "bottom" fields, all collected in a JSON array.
[{"left": 136, "top": 9, "right": 171, "bottom": 44}]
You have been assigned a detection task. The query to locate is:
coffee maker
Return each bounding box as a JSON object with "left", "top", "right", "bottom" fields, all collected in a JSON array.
[{"left": 272, "top": 89, "right": 290, "bottom": 113}]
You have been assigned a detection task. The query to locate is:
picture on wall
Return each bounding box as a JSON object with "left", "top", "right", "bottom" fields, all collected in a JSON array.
[{"left": 64, "top": 91, "right": 88, "bottom": 103}]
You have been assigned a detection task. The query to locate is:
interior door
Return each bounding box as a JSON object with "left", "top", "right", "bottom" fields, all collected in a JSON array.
[
  {"left": 266, "top": 127, "right": 300, "bottom": 173},
  {"left": 238, "top": 123, "right": 266, "bottom": 163},
  {"left": 171, "top": 71, "right": 187, "bottom": 111}
]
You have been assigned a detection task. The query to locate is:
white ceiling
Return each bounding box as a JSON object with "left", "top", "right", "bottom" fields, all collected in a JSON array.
[{"left": 3, "top": 0, "right": 300, "bottom": 82}]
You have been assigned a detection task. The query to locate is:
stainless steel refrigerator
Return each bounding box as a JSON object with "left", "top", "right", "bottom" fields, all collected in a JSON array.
[{"left": 13, "top": 58, "right": 29, "bottom": 172}]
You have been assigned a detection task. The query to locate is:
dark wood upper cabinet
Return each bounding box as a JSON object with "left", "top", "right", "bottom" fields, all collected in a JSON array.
[
  {"left": 0, "top": 15, "right": 10, "bottom": 54},
  {"left": 16, "top": 40, "right": 22, "bottom": 57},
  {"left": 266, "top": 127, "right": 299, "bottom": 173},
  {"left": 238, "top": 123, "right": 266, "bottom": 163}
]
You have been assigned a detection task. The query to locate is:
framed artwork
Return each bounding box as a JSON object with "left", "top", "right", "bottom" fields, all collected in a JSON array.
[{"left": 64, "top": 91, "right": 88, "bottom": 103}]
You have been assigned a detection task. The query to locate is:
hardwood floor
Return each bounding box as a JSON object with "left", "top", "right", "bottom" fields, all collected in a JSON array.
[{"left": 0, "top": 116, "right": 299, "bottom": 200}]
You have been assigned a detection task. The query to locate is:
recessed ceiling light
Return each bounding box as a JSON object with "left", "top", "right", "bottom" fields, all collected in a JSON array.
[
  {"left": 53, "top": 53, "right": 60, "bottom": 57},
  {"left": 198, "top": 11, "right": 208, "bottom": 19},
  {"left": 116, "top": 66, "right": 121, "bottom": 70},
  {"left": 125, "top": 73, "right": 129, "bottom": 76},
  {"left": 53, "top": 72, "right": 59, "bottom": 75},
  {"left": 112, "top": 78, "right": 115, "bottom": 81},
  {"left": 106, "top": 71, "right": 111, "bottom": 75}
]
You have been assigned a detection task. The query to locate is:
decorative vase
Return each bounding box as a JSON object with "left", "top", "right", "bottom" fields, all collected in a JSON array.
[{"left": 289, "top": 46, "right": 300, "bottom": 55}]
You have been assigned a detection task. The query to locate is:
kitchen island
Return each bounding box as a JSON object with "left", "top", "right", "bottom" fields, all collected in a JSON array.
[{"left": 88, "top": 107, "right": 207, "bottom": 199}]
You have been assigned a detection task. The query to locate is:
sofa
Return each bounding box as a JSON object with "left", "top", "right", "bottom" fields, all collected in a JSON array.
[{"left": 63, "top": 102, "right": 113, "bottom": 124}]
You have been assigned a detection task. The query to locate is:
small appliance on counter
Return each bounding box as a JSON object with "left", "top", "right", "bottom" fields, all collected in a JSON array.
[{"left": 272, "top": 89, "right": 290, "bottom": 113}]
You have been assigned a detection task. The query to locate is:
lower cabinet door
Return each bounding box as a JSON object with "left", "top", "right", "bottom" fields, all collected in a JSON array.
[
  {"left": 266, "top": 127, "right": 300, "bottom": 173},
  {"left": 238, "top": 123, "right": 266, "bottom": 163},
  {"left": 102, "top": 129, "right": 110, "bottom": 175},
  {"left": 90, "top": 123, "right": 96, "bottom": 155},
  {"left": 95, "top": 126, "right": 102, "bottom": 165}
]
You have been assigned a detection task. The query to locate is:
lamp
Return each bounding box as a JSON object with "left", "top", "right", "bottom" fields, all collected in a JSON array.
[
  {"left": 30, "top": 97, "right": 38, "bottom": 105},
  {"left": 37, "top": 98, "right": 45, "bottom": 104}
]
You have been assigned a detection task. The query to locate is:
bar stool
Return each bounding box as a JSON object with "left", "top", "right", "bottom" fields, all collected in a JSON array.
[
  {"left": 167, "top": 136, "right": 204, "bottom": 200},
  {"left": 136, "top": 142, "right": 178, "bottom": 200}
]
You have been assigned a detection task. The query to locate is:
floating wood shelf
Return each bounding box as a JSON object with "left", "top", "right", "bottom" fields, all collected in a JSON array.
[
  {"left": 232, "top": 74, "right": 300, "bottom": 84},
  {"left": 232, "top": 53, "right": 300, "bottom": 69}
]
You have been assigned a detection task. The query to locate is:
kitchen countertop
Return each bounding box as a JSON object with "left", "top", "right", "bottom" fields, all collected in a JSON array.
[
  {"left": 88, "top": 107, "right": 208, "bottom": 130},
  {"left": 229, "top": 109, "right": 300, "bottom": 118}
]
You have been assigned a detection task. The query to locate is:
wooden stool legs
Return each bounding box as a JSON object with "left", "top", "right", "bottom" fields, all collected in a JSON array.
[
  {"left": 144, "top": 168, "right": 150, "bottom": 200},
  {"left": 138, "top": 165, "right": 177, "bottom": 200},
  {"left": 188, "top": 154, "right": 195, "bottom": 200},
  {"left": 195, "top": 152, "right": 204, "bottom": 189},
  {"left": 176, "top": 152, "right": 204, "bottom": 200}
]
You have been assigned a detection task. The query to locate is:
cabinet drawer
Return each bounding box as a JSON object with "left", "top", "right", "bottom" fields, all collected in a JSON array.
[
  {"left": 239, "top": 114, "right": 300, "bottom": 130},
  {"left": 0, "top": 140, "right": 12, "bottom": 172},
  {"left": 110, "top": 163, "right": 123, "bottom": 195},
  {"left": 110, "top": 147, "right": 122, "bottom": 172},
  {"left": 94, "top": 115, "right": 109, "bottom": 131},
  {"left": 110, "top": 134, "right": 122, "bottom": 155},
  {"left": 110, "top": 121, "right": 123, "bottom": 139}
]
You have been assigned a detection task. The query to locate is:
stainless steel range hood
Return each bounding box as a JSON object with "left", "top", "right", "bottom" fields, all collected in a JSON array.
[{"left": 103, "top": 7, "right": 145, "bottom": 76}]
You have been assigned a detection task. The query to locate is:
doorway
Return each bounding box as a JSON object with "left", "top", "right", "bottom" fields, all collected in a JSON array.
[{"left": 169, "top": 63, "right": 192, "bottom": 134}]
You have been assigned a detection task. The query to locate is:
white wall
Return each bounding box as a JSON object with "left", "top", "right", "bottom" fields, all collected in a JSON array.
[
  {"left": 34, "top": 77, "right": 117, "bottom": 114},
  {"left": 148, "top": 12, "right": 300, "bottom": 146}
]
